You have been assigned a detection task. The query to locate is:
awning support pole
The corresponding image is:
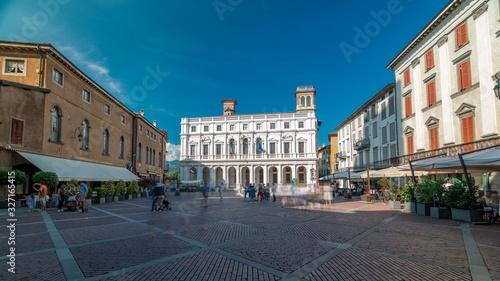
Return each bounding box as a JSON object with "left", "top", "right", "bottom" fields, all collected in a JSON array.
[{"left": 458, "top": 153, "right": 472, "bottom": 187}]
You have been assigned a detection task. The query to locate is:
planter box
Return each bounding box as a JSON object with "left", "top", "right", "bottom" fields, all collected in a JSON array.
[
  {"left": 118, "top": 195, "right": 125, "bottom": 201},
  {"left": 141, "top": 191, "right": 149, "bottom": 198},
  {"left": 105, "top": 196, "right": 113, "bottom": 203},
  {"left": 389, "top": 200, "right": 401, "bottom": 209},
  {"left": 361, "top": 196, "right": 371, "bottom": 202},
  {"left": 411, "top": 202, "right": 417, "bottom": 213},
  {"left": 416, "top": 203, "right": 431, "bottom": 216},
  {"left": 125, "top": 194, "right": 132, "bottom": 200},
  {"left": 93, "top": 197, "right": 105, "bottom": 204},
  {"left": 430, "top": 207, "right": 449, "bottom": 219},
  {"left": 86, "top": 199, "right": 92, "bottom": 206},
  {"left": 344, "top": 194, "right": 352, "bottom": 199},
  {"left": 113, "top": 196, "right": 119, "bottom": 202},
  {"left": 403, "top": 202, "right": 412, "bottom": 211},
  {"left": 132, "top": 194, "right": 138, "bottom": 199},
  {"left": 451, "top": 208, "right": 483, "bottom": 222}
]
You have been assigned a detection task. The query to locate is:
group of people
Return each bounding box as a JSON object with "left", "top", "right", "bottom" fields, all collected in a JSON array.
[
  {"left": 151, "top": 183, "right": 172, "bottom": 212},
  {"left": 479, "top": 189, "right": 500, "bottom": 222},
  {"left": 27, "top": 182, "right": 88, "bottom": 213},
  {"left": 243, "top": 183, "right": 277, "bottom": 202}
]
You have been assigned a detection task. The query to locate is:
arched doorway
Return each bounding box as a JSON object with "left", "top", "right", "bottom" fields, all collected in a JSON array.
[
  {"left": 283, "top": 166, "right": 292, "bottom": 184},
  {"left": 297, "top": 166, "right": 307, "bottom": 185},
  {"left": 189, "top": 167, "right": 197, "bottom": 181},
  {"left": 254, "top": 167, "right": 263, "bottom": 184},
  {"left": 241, "top": 167, "right": 250, "bottom": 186},
  {"left": 202, "top": 167, "right": 210, "bottom": 186},
  {"left": 268, "top": 166, "right": 277, "bottom": 185},
  {"left": 215, "top": 167, "right": 223, "bottom": 186},
  {"left": 228, "top": 167, "right": 236, "bottom": 188}
]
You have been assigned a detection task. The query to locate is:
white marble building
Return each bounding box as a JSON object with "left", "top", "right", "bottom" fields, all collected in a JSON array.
[{"left": 179, "top": 86, "right": 320, "bottom": 189}]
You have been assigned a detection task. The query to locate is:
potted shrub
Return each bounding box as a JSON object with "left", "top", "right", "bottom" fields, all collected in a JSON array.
[
  {"left": 93, "top": 187, "right": 106, "bottom": 204},
  {"left": 126, "top": 184, "right": 134, "bottom": 199},
  {"left": 400, "top": 183, "right": 416, "bottom": 212},
  {"left": 129, "top": 180, "right": 140, "bottom": 198},
  {"left": 429, "top": 179, "right": 449, "bottom": 219},
  {"left": 104, "top": 180, "right": 115, "bottom": 203},
  {"left": 0, "top": 170, "right": 27, "bottom": 208},
  {"left": 414, "top": 178, "right": 433, "bottom": 216},
  {"left": 379, "top": 178, "right": 400, "bottom": 209},
  {"left": 116, "top": 180, "right": 127, "bottom": 201},
  {"left": 443, "top": 179, "right": 482, "bottom": 222}
]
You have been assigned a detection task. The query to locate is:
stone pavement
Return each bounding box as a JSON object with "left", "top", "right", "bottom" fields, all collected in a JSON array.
[{"left": 0, "top": 191, "right": 499, "bottom": 281}]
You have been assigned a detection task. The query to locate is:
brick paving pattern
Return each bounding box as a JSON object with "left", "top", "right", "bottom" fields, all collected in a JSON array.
[{"left": 0, "top": 191, "right": 499, "bottom": 281}]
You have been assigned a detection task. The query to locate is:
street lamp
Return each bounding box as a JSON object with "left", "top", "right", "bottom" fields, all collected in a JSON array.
[{"left": 494, "top": 72, "right": 500, "bottom": 99}]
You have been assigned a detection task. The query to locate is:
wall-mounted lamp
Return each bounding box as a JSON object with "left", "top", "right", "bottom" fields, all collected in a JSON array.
[
  {"left": 494, "top": 72, "right": 500, "bottom": 100},
  {"left": 72, "top": 127, "right": 83, "bottom": 142}
]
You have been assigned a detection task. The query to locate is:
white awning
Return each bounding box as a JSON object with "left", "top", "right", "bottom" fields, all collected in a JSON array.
[
  {"left": 18, "top": 152, "right": 139, "bottom": 181},
  {"left": 432, "top": 147, "right": 500, "bottom": 172},
  {"left": 358, "top": 166, "right": 428, "bottom": 178},
  {"left": 320, "top": 171, "right": 362, "bottom": 180}
]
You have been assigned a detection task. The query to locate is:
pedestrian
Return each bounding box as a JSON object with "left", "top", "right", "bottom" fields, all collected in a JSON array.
[
  {"left": 243, "top": 184, "right": 248, "bottom": 199},
  {"left": 78, "top": 182, "right": 89, "bottom": 212},
  {"left": 257, "top": 185, "right": 263, "bottom": 201},
  {"left": 248, "top": 185, "right": 256, "bottom": 202},
  {"left": 324, "top": 185, "right": 333, "bottom": 205},
  {"left": 33, "top": 183, "right": 47, "bottom": 211},
  {"left": 153, "top": 183, "right": 166, "bottom": 211},
  {"left": 272, "top": 184, "right": 277, "bottom": 202},
  {"left": 218, "top": 183, "right": 223, "bottom": 199},
  {"left": 201, "top": 185, "right": 209, "bottom": 207},
  {"left": 27, "top": 194, "right": 34, "bottom": 212},
  {"left": 57, "top": 183, "right": 66, "bottom": 212}
]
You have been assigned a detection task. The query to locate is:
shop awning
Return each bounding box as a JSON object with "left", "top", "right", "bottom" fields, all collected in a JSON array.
[
  {"left": 18, "top": 152, "right": 139, "bottom": 181},
  {"left": 358, "top": 166, "right": 428, "bottom": 178},
  {"left": 431, "top": 147, "right": 500, "bottom": 172},
  {"left": 319, "top": 171, "right": 363, "bottom": 180}
]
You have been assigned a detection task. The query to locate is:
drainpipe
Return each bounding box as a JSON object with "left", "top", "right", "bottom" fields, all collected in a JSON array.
[{"left": 37, "top": 44, "right": 44, "bottom": 88}]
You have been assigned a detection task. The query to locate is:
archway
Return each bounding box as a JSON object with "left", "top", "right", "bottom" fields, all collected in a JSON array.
[
  {"left": 241, "top": 167, "right": 250, "bottom": 186},
  {"left": 215, "top": 167, "right": 223, "bottom": 186},
  {"left": 202, "top": 167, "right": 210, "bottom": 186},
  {"left": 268, "top": 166, "right": 278, "bottom": 185},
  {"left": 254, "top": 167, "right": 263, "bottom": 184},
  {"left": 283, "top": 166, "right": 292, "bottom": 184},
  {"left": 189, "top": 167, "right": 197, "bottom": 181},
  {"left": 297, "top": 166, "right": 307, "bottom": 185},
  {"left": 228, "top": 167, "right": 236, "bottom": 188}
]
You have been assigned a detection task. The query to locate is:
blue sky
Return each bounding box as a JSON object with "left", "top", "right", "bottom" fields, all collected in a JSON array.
[{"left": 0, "top": 0, "right": 449, "bottom": 158}]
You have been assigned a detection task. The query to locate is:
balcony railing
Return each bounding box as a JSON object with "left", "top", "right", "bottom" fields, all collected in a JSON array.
[
  {"left": 334, "top": 151, "right": 347, "bottom": 159},
  {"left": 354, "top": 138, "right": 370, "bottom": 151},
  {"left": 183, "top": 152, "right": 317, "bottom": 161}
]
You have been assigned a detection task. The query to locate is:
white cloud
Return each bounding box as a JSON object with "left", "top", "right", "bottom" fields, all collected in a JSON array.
[
  {"left": 165, "top": 143, "right": 181, "bottom": 161},
  {"left": 57, "top": 45, "right": 130, "bottom": 104}
]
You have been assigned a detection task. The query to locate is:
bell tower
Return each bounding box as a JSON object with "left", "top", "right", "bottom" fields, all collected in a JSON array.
[
  {"left": 295, "top": 86, "right": 316, "bottom": 113},
  {"left": 222, "top": 99, "right": 237, "bottom": 115}
]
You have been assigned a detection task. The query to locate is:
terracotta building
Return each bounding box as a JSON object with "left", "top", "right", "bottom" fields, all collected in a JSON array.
[{"left": 0, "top": 41, "right": 167, "bottom": 194}]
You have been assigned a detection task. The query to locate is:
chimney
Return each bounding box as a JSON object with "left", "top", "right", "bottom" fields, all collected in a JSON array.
[
  {"left": 153, "top": 120, "right": 157, "bottom": 127},
  {"left": 221, "top": 99, "right": 237, "bottom": 116},
  {"left": 140, "top": 109, "right": 145, "bottom": 116}
]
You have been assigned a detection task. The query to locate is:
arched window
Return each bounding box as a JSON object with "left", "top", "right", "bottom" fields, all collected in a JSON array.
[
  {"left": 300, "top": 96, "right": 305, "bottom": 106},
  {"left": 242, "top": 138, "right": 249, "bottom": 155},
  {"left": 150, "top": 148, "right": 153, "bottom": 164},
  {"left": 103, "top": 129, "right": 109, "bottom": 155},
  {"left": 229, "top": 139, "right": 235, "bottom": 156},
  {"left": 306, "top": 96, "right": 311, "bottom": 106},
  {"left": 119, "top": 136, "right": 124, "bottom": 159},
  {"left": 153, "top": 149, "right": 156, "bottom": 165},
  {"left": 158, "top": 152, "right": 162, "bottom": 167},
  {"left": 50, "top": 106, "right": 62, "bottom": 142},
  {"left": 146, "top": 146, "right": 149, "bottom": 164},
  {"left": 138, "top": 143, "right": 142, "bottom": 162},
  {"left": 81, "top": 120, "right": 89, "bottom": 150}
]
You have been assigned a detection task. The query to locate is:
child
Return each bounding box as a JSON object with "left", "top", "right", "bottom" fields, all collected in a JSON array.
[{"left": 27, "top": 195, "right": 34, "bottom": 212}]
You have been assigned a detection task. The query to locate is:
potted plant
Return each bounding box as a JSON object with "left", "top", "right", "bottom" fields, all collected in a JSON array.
[
  {"left": 129, "top": 180, "right": 140, "bottom": 198},
  {"left": 0, "top": 170, "right": 27, "bottom": 208},
  {"left": 400, "top": 183, "right": 416, "bottom": 212},
  {"left": 104, "top": 180, "right": 115, "bottom": 203},
  {"left": 126, "top": 184, "right": 134, "bottom": 199},
  {"left": 116, "top": 180, "right": 127, "bottom": 200},
  {"left": 93, "top": 187, "right": 106, "bottom": 204},
  {"left": 429, "top": 179, "right": 449, "bottom": 219},
  {"left": 414, "top": 178, "right": 433, "bottom": 216},
  {"left": 378, "top": 178, "right": 400, "bottom": 209},
  {"left": 443, "top": 179, "right": 482, "bottom": 222}
]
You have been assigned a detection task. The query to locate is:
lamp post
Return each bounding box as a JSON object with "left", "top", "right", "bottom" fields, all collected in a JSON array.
[{"left": 494, "top": 72, "right": 500, "bottom": 99}]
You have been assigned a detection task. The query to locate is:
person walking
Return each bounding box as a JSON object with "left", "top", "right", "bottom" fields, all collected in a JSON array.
[
  {"left": 248, "top": 185, "right": 256, "bottom": 202},
  {"left": 57, "top": 183, "right": 66, "bottom": 212},
  {"left": 33, "top": 183, "right": 47, "bottom": 211},
  {"left": 272, "top": 184, "right": 277, "bottom": 202},
  {"left": 153, "top": 183, "right": 166, "bottom": 211},
  {"left": 78, "top": 182, "right": 89, "bottom": 212},
  {"left": 218, "top": 183, "right": 223, "bottom": 200},
  {"left": 201, "top": 185, "right": 209, "bottom": 207}
]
